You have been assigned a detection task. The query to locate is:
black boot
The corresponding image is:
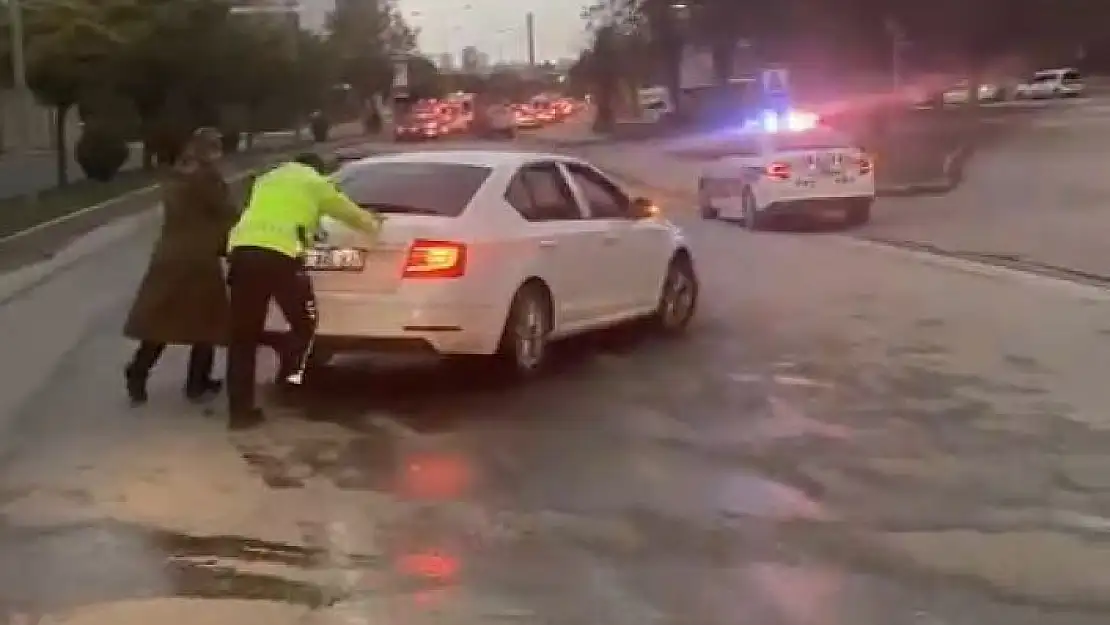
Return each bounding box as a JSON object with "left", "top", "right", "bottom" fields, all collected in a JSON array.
[
  {"left": 184, "top": 344, "right": 220, "bottom": 401},
  {"left": 124, "top": 365, "right": 149, "bottom": 405},
  {"left": 126, "top": 342, "right": 164, "bottom": 405},
  {"left": 185, "top": 378, "right": 223, "bottom": 402}
]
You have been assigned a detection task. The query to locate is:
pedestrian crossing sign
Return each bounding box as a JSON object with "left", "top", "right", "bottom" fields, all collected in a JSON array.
[{"left": 761, "top": 68, "right": 789, "bottom": 96}]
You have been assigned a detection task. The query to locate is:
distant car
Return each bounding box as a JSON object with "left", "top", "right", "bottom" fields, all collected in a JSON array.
[
  {"left": 513, "top": 106, "right": 541, "bottom": 129},
  {"left": 478, "top": 104, "right": 516, "bottom": 139},
  {"left": 696, "top": 126, "right": 875, "bottom": 228},
  {"left": 394, "top": 114, "right": 444, "bottom": 141},
  {"left": 271, "top": 150, "right": 698, "bottom": 377},
  {"left": 1016, "top": 68, "right": 1084, "bottom": 99},
  {"left": 941, "top": 80, "right": 1010, "bottom": 104}
]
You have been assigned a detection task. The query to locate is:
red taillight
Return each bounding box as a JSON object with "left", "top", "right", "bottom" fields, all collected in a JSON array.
[
  {"left": 766, "top": 162, "right": 791, "bottom": 181},
  {"left": 402, "top": 239, "right": 466, "bottom": 279},
  {"left": 858, "top": 154, "right": 873, "bottom": 175}
]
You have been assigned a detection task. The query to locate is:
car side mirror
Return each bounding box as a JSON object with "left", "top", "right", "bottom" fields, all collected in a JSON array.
[{"left": 631, "top": 196, "right": 660, "bottom": 219}]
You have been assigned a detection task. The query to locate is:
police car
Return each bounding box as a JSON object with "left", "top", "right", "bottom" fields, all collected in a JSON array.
[{"left": 695, "top": 112, "right": 875, "bottom": 229}]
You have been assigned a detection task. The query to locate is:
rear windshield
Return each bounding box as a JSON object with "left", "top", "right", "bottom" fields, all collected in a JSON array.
[
  {"left": 335, "top": 162, "right": 492, "bottom": 217},
  {"left": 771, "top": 130, "right": 852, "bottom": 152}
]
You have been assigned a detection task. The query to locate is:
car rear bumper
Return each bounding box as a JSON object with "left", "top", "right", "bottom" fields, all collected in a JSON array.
[
  {"left": 763, "top": 196, "right": 872, "bottom": 218},
  {"left": 266, "top": 293, "right": 503, "bottom": 355}
]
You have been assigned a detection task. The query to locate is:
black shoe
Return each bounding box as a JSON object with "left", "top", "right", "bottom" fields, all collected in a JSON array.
[
  {"left": 125, "top": 366, "right": 148, "bottom": 405},
  {"left": 185, "top": 378, "right": 223, "bottom": 401},
  {"left": 228, "top": 408, "right": 266, "bottom": 430}
]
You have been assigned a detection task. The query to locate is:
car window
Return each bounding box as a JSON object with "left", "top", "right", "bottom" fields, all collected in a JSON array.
[
  {"left": 505, "top": 163, "right": 581, "bottom": 221},
  {"left": 335, "top": 161, "right": 491, "bottom": 217},
  {"left": 565, "top": 163, "right": 631, "bottom": 219},
  {"left": 1063, "top": 70, "right": 1082, "bottom": 82}
]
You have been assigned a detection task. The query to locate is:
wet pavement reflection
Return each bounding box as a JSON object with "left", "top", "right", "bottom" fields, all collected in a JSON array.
[{"left": 4, "top": 240, "right": 1110, "bottom": 624}]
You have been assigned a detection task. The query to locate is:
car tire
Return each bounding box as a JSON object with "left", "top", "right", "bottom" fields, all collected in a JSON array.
[
  {"left": 698, "top": 180, "right": 718, "bottom": 219},
  {"left": 652, "top": 254, "right": 698, "bottom": 334},
  {"left": 847, "top": 199, "right": 872, "bottom": 226},
  {"left": 494, "top": 283, "right": 552, "bottom": 379},
  {"left": 741, "top": 187, "right": 765, "bottom": 231}
]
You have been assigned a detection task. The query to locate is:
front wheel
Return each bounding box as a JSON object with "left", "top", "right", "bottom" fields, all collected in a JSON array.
[
  {"left": 494, "top": 284, "right": 552, "bottom": 378},
  {"left": 652, "top": 256, "right": 698, "bottom": 334}
]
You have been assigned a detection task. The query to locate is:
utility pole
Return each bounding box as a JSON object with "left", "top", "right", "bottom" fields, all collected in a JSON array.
[
  {"left": 885, "top": 16, "right": 905, "bottom": 89},
  {"left": 525, "top": 12, "right": 535, "bottom": 67}
]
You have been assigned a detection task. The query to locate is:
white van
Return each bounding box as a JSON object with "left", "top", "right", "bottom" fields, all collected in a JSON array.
[{"left": 1016, "top": 68, "right": 1084, "bottom": 99}]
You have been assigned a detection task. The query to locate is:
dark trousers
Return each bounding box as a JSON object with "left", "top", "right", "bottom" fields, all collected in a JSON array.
[
  {"left": 226, "top": 246, "right": 317, "bottom": 414},
  {"left": 127, "top": 342, "right": 215, "bottom": 392}
]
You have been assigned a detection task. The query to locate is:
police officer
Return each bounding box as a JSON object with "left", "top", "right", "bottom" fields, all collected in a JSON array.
[{"left": 225, "top": 152, "right": 382, "bottom": 430}]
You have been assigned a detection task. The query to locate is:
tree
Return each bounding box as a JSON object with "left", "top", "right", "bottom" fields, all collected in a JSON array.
[
  {"left": 327, "top": 0, "right": 411, "bottom": 101},
  {"left": 22, "top": 0, "right": 140, "bottom": 185}
]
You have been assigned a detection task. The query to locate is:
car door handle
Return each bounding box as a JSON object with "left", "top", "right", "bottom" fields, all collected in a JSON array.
[{"left": 539, "top": 239, "right": 557, "bottom": 248}]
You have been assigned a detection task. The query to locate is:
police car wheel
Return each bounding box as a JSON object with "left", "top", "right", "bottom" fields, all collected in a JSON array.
[
  {"left": 495, "top": 283, "right": 552, "bottom": 378},
  {"left": 697, "top": 180, "right": 718, "bottom": 219},
  {"left": 847, "top": 200, "right": 872, "bottom": 226},
  {"left": 741, "top": 188, "right": 764, "bottom": 231}
]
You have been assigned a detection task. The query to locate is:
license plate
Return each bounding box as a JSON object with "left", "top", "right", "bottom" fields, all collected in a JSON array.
[
  {"left": 834, "top": 175, "right": 855, "bottom": 184},
  {"left": 795, "top": 178, "right": 816, "bottom": 188},
  {"left": 305, "top": 247, "right": 365, "bottom": 271}
]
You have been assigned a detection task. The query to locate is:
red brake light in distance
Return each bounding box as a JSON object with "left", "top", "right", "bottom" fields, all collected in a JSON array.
[
  {"left": 766, "top": 162, "right": 791, "bottom": 181},
  {"left": 403, "top": 239, "right": 466, "bottom": 278}
]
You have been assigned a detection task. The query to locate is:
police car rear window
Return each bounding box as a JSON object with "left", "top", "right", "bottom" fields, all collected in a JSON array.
[{"left": 336, "top": 162, "right": 492, "bottom": 217}]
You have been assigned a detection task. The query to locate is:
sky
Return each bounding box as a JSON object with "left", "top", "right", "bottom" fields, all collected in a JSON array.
[{"left": 297, "top": 0, "right": 593, "bottom": 63}]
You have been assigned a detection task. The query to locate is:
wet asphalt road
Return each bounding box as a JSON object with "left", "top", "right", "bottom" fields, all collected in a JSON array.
[{"left": 0, "top": 136, "right": 1109, "bottom": 622}]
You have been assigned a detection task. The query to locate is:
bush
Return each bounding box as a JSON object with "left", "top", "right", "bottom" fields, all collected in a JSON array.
[{"left": 76, "top": 125, "right": 130, "bottom": 181}]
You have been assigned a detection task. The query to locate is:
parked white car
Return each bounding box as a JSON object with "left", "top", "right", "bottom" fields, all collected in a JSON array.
[
  {"left": 1016, "top": 68, "right": 1084, "bottom": 99},
  {"left": 267, "top": 150, "right": 698, "bottom": 377},
  {"left": 696, "top": 126, "right": 875, "bottom": 228}
]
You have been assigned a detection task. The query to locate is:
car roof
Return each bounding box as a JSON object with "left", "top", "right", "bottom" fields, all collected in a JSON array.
[{"left": 345, "top": 149, "right": 581, "bottom": 169}]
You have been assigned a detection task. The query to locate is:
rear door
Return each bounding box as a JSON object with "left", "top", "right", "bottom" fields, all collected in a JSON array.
[{"left": 505, "top": 163, "right": 597, "bottom": 328}]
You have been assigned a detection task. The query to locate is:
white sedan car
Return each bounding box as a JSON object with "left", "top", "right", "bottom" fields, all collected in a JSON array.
[
  {"left": 267, "top": 150, "right": 698, "bottom": 377},
  {"left": 696, "top": 127, "right": 875, "bottom": 229}
]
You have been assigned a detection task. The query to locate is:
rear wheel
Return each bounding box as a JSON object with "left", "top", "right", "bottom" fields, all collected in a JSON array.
[
  {"left": 741, "top": 187, "right": 765, "bottom": 231},
  {"left": 494, "top": 283, "right": 552, "bottom": 378},
  {"left": 846, "top": 199, "right": 873, "bottom": 227},
  {"left": 698, "top": 180, "right": 718, "bottom": 219}
]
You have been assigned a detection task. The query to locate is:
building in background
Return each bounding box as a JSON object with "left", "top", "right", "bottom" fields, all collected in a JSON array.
[
  {"left": 461, "top": 46, "right": 480, "bottom": 73},
  {"left": 476, "top": 51, "right": 490, "bottom": 71},
  {"left": 437, "top": 53, "right": 455, "bottom": 72}
]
